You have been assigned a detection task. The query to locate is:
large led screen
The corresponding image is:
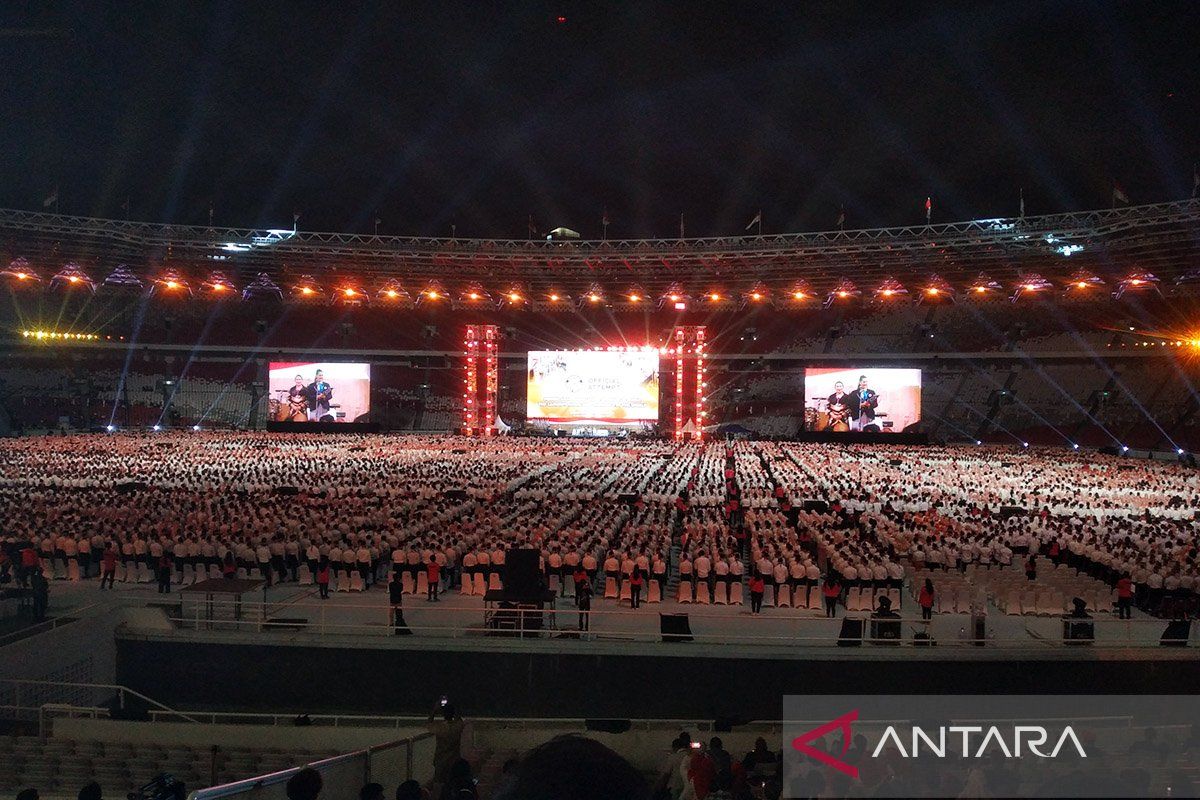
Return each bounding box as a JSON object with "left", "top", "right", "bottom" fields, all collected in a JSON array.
[
  {"left": 804, "top": 367, "right": 921, "bottom": 433},
  {"left": 526, "top": 349, "right": 660, "bottom": 425},
  {"left": 268, "top": 361, "right": 371, "bottom": 423}
]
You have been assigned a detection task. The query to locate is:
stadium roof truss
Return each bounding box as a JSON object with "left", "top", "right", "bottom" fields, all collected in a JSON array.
[{"left": 0, "top": 200, "right": 1197, "bottom": 294}]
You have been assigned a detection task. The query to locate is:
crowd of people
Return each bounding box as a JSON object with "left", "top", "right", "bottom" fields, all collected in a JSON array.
[{"left": 2, "top": 432, "right": 1198, "bottom": 625}]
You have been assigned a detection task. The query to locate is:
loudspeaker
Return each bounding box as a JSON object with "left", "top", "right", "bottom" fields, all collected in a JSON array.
[
  {"left": 660, "top": 613, "right": 693, "bottom": 642},
  {"left": 837, "top": 617, "right": 864, "bottom": 646},
  {"left": 1161, "top": 620, "right": 1192, "bottom": 647},
  {"left": 1062, "top": 618, "right": 1094, "bottom": 644},
  {"left": 503, "top": 549, "right": 543, "bottom": 600}
]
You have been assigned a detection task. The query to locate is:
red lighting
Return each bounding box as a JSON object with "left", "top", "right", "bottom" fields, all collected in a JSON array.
[
  {"left": 301, "top": 286, "right": 314, "bottom": 296},
  {"left": 556, "top": 15, "right": 566, "bottom": 23},
  {"left": 709, "top": 293, "right": 721, "bottom": 301},
  {"left": 15, "top": 272, "right": 28, "bottom": 280}
]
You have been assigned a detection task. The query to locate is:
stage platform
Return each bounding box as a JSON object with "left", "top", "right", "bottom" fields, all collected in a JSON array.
[
  {"left": 264, "top": 421, "right": 380, "bottom": 433},
  {"left": 57, "top": 578, "right": 1196, "bottom": 719}
]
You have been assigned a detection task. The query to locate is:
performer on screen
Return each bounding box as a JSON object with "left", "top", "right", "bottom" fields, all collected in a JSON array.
[
  {"left": 849, "top": 374, "right": 879, "bottom": 432},
  {"left": 286, "top": 375, "right": 308, "bottom": 422},
  {"left": 825, "top": 381, "right": 851, "bottom": 431},
  {"left": 306, "top": 369, "right": 334, "bottom": 422}
]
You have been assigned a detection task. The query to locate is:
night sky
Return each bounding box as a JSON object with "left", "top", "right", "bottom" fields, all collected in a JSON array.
[{"left": 0, "top": 1, "right": 1197, "bottom": 238}]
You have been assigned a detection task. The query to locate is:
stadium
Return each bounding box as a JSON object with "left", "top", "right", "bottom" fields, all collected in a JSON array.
[{"left": 3, "top": 4, "right": 1200, "bottom": 800}]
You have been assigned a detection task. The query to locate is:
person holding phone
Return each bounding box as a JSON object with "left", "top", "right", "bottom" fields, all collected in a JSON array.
[{"left": 427, "top": 698, "right": 466, "bottom": 792}]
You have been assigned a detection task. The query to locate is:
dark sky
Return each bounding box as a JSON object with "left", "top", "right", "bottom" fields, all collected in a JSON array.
[{"left": 0, "top": 1, "right": 1197, "bottom": 238}]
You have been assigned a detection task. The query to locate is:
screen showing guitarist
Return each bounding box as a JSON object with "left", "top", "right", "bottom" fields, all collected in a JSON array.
[
  {"left": 285, "top": 375, "right": 309, "bottom": 421},
  {"left": 306, "top": 369, "right": 334, "bottom": 422},
  {"left": 825, "top": 381, "right": 851, "bottom": 431},
  {"left": 849, "top": 374, "right": 879, "bottom": 432}
]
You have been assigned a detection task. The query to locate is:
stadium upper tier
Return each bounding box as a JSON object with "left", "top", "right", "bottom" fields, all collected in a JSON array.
[{"left": 1, "top": 200, "right": 1199, "bottom": 299}]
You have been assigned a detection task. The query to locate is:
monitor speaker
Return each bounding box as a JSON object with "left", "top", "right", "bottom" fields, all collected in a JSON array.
[
  {"left": 837, "top": 617, "right": 864, "bottom": 646},
  {"left": 660, "top": 613, "right": 693, "bottom": 643},
  {"left": 1161, "top": 620, "right": 1192, "bottom": 647},
  {"left": 503, "top": 549, "right": 543, "bottom": 600}
]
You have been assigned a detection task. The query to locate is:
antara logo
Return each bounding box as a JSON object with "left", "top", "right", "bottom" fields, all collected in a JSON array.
[
  {"left": 791, "top": 710, "right": 861, "bottom": 778},
  {"left": 791, "top": 711, "right": 1086, "bottom": 775}
]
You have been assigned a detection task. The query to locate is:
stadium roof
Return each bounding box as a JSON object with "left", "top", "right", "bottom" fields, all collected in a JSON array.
[{"left": 1, "top": 200, "right": 1198, "bottom": 295}]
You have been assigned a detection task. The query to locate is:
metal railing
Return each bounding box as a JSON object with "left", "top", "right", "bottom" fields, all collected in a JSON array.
[
  {"left": 147, "top": 592, "right": 1197, "bottom": 650},
  {"left": 186, "top": 733, "right": 434, "bottom": 800},
  {"left": 0, "top": 679, "right": 202, "bottom": 726}
]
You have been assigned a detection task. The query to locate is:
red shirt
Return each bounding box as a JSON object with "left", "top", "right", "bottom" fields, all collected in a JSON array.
[
  {"left": 822, "top": 582, "right": 842, "bottom": 598},
  {"left": 918, "top": 587, "right": 934, "bottom": 608},
  {"left": 427, "top": 563, "right": 441, "bottom": 582},
  {"left": 102, "top": 549, "right": 118, "bottom": 571},
  {"left": 749, "top": 577, "right": 765, "bottom": 593},
  {"left": 21, "top": 548, "right": 38, "bottom": 568},
  {"left": 316, "top": 566, "right": 330, "bottom": 583},
  {"left": 1117, "top": 577, "right": 1133, "bottom": 599}
]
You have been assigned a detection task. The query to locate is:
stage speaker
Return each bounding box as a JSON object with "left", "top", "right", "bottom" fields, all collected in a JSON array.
[
  {"left": 837, "top": 617, "right": 864, "bottom": 646},
  {"left": 1062, "top": 618, "right": 1094, "bottom": 644},
  {"left": 1161, "top": 620, "right": 1192, "bottom": 647},
  {"left": 660, "top": 613, "right": 693, "bottom": 643},
  {"left": 503, "top": 549, "right": 543, "bottom": 600}
]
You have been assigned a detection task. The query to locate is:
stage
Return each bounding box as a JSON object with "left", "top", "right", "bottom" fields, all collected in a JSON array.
[{"left": 264, "top": 421, "right": 380, "bottom": 433}]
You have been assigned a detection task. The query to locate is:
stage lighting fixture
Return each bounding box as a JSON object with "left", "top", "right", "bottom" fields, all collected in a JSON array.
[
  {"left": 106, "top": 424, "right": 116, "bottom": 433},
  {"left": 2, "top": 257, "right": 42, "bottom": 283},
  {"left": 1178, "top": 448, "right": 1186, "bottom": 455},
  {"left": 51, "top": 263, "right": 96, "bottom": 291},
  {"left": 152, "top": 425, "right": 162, "bottom": 432},
  {"left": 1022, "top": 442, "right": 1029, "bottom": 448},
  {"left": 193, "top": 425, "right": 202, "bottom": 432},
  {"left": 1072, "top": 443, "right": 1080, "bottom": 450},
  {"left": 873, "top": 276, "right": 908, "bottom": 301},
  {"left": 1121, "top": 445, "right": 1130, "bottom": 452},
  {"left": 975, "top": 440, "right": 982, "bottom": 445}
]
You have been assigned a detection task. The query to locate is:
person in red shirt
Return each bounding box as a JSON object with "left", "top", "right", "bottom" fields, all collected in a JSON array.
[
  {"left": 629, "top": 568, "right": 644, "bottom": 609},
  {"left": 1116, "top": 574, "right": 1134, "bottom": 619},
  {"left": 100, "top": 543, "right": 118, "bottom": 590},
  {"left": 19, "top": 545, "right": 39, "bottom": 588},
  {"left": 316, "top": 558, "right": 331, "bottom": 599},
  {"left": 426, "top": 557, "right": 441, "bottom": 602},
  {"left": 748, "top": 573, "right": 765, "bottom": 615},
  {"left": 918, "top": 578, "right": 935, "bottom": 622},
  {"left": 822, "top": 575, "right": 842, "bottom": 618}
]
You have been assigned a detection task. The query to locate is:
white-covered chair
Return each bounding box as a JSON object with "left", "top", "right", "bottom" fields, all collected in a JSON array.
[
  {"left": 729, "top": 582, "right": 743, "bottom": 605},
  {"left": 648, "top": 581, "right": 662, "bottom": 603},
  {"left": 677, "top": 582, "right": 693, "bottom": 604},
  {"left": 695, "top": 582, "right": 710, "bottom": 605}
]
